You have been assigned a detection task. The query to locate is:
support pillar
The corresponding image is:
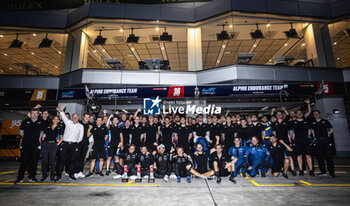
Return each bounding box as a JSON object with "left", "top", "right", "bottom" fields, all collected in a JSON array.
[
  {"left": 187, "top": 27, "right": 202, "bottom": 71},
  {"left": 304, "top": 23, "right": 336, "bottom": 67},
  {"left": 64, "top": 31, "right": 89, "bottom": 73}
]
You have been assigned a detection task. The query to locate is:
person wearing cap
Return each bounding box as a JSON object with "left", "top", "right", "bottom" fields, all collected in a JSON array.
[{"left": 153, "top": 144, "right": 174, "bottom": 182}]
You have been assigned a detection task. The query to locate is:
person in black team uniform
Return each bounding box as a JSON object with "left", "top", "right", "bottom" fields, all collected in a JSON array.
[
  {"left": 113, "top": 144, "right": 139, "bottom": 179},
  {"left": 190, "top": 143, "right": 215, "bottom": 179},
  {"left": 76, "top": 113, "right": 91, "bottom": 178},
  {"left": 173, "top": 116, "right": 192, "bottom": 155},
  {"left": 144, "top": 115, "right": 159, "bottom": 152},
  {"left": 209, "top": 115, "right": 222, "bottom": 149},
  {"left": 40, "top": 115, "right": 63, "bottom": 182},
  {"left": 172, "top": 147, "right": 192, "bottom": 183},
  {"left": 86, "top": 116, "right": 108, "bottom": 177},
  {"left": 249, "top": 114, "right": 265, "bottom": 143},
  {"left": 130, "top": 115, "right": 144, "bottom": 150},
  {"left": 272, "top": 110, "right": 296, "bottom": 176},
  {"left": 153, "top": 144, "right": 174, "bottom": 182},
  {"left": 192, "top": 114, "right": 211, "bottom": 152},
  {"left": 310, "top": 110, "right": 335, "bottom": 178},
  {"left": 236, "top": 119, "right": 252, "bottom": 147},
  {"left": 289, "top": 110, "right": 315, "bottom": 176},
  {"left": 138, "top": 146, "right": 155, "bottom": 178},
  {"left": 15, "top": 108, "right": 44, "bottom": 184},
  {"left": 121, "top": 119, "right": 135, "bottom": 151},
  {"left": 159, "top": 116, "right": 176, "bottom": 152},
  {"left": 267, "top": 135, "right": 293, "bottom": 179},
  {"left": 221, "top": 115, "right": 236, "bottom": 154},
  {"left": 106, "top": 114, "right": 123, "bottom": 176},
  {"left": 210, "top": 144, "right": 236, "bottom": 184}
]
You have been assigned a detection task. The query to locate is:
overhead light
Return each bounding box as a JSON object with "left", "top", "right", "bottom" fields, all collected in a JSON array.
[
  {"left": 39, "top": 33, "right": 53, "bottom": 48},
  {"left": 93, "top": 50, "right": 97, "bottom": 52},
  {"left": 130, "top": 47, "right": 135, "bottom": 51},
  {"left": 304, "top": 23, "right": 308, "bottom": 26},
  {"left": 93, "top": 29, "right": 107, "bottom": 45},
  {"left": 0, "top": 35, "right": 3, "bottom": 38},
  {"left": 217, "top": 25, "right": 232, "bottom": 40},
  {"left": 33, "top": 33, "right": 37, "bottom": 36},
  {"left": 161, "top": 47, "right": 165, "bottom": 50},
  {"left": 9, "top": 67, "right": 12, "bottom": 70},
  {"left": 333, "top": 109, "right": 340, "bottom": 114},
  {"left": 55, "top": 66, "right": 58, "bottom": 68},
  {"left": 253, "top": 44, "right": 257, "bottom": 47},
  {"left": 9, "top": 34, "right": 24, "bottom": 48},
  {"left": 333, "top": 42, "right": 337, "bottom": 45},
  {"left": 155, "top": 27, "right": 159, "bottom": 31},
  {"left": 222, "top": 45, "right": 226, "bottom": 48},
  {"left": 267, "top": 23, "right": 271, "bottom": 27},
  {"left": 301, "top": 43, "right": 306, "bottom": 46},
  {"left": 250, "top": 24, "right": 264, "bottom": 39},
  {"left": 284, "top": 43, "right": 288, "bottom": 47},
  {"left": 4, "top": 53, "right": 7, "bottom": 56},
  {"left": 126, "top": 28, "right": 140, "bottom": 43},
  {"left": 102, "top": 49, "right": 106, "bottom": 52},
  {"left": 337, "top": 57, "right": 340, "bottom": 60},
  {"left": 160, "top": 27, "right": 173, "bottom": 42},
  {"left": 58, "top": 51, "right": 62, "bottom": 54},
  {"left": 229, "top": 24, "right": 233, "bottom": 28},
  {"left": 31, "top": 52, "right": 35, "bottom": 55},
  {"left": 120, "top": 28, "right": 123, "bottom": 33},
  {"left": 284, "top": 23, "right": 299, "bottom": 38}
]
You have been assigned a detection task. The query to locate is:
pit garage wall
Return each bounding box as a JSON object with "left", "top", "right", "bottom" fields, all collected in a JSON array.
[{"left": 316, "top": 97, "right": 350, "bottom": 157}]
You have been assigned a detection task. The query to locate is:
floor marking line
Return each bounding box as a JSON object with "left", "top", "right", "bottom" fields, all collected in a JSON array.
[
  {"left": 0, "top": 170, "right": 16, "bottom": 175},
  {"left": 205, "top": 179, "right": 218, "bottom": 206},
  {"left": 0, "top": 182, "right": 160, "bottom": 187},
  {"left": 315, "top": 165, "right": 350, "bottom": 168},
  {"left": 299, "top": 180, "right": 312, "bottom": 186},
  {"left": 2, "top": 179, "right": 14, "bottom": 183},
  {"left": 125, "top": 181, "right": 133, "bottom": 186}
]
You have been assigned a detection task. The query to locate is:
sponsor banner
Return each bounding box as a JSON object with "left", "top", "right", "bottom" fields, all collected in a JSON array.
[
  {"left": 317, "top": 82, "right": 333, "bottom": 95},
  {"left": 0, "top": 89, "right": 56, "bottom": 101},
  {"left": 58, "top": 84, "right": 317, "bottom": 100},
  {"left": 2, "top": 0, "right": 212, "bottom": 10},
  {"left": 30, "top": 89, "right": 47, "bottom": 101}
]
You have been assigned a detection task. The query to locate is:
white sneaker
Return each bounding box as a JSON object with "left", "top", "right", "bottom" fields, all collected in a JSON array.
[
  {"left": 130, "top": 175, "right": 137, "bottom": 180},
  {"left": 170, "top": 174, "right": 177, "bottom": 179},
  {"left": 143, "top": 175, "right": 149, "bottom": 179},
  {"left": 113, "top": 174, "right": 122, "bottom": 179},
  {"left": 78, "top": 172, "right": 86, "bottom": 178},
  {"left": 74, "top": 173, "right": 79, "bottom": 179},
  {"left": 163, "top": 175, "right": 169, "bottom": 182}
]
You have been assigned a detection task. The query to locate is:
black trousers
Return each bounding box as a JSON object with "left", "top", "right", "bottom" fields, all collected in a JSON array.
[
  {"left": 154, "top": 163, "right": 173, "bottom": 178},
  {"left": 77, "top": 142, "right": 89, "bottom": 172},
  {"left": 115, "top": 162, "right": 137, "bottom": 176},
  {"left": 41, "top": 142, "right": 58, "bottom": 178},
  {"left": 316, "top": 140, "right": 334, "bottom": 174},
  {"left": 56, "top": 142, "right": 80, "bottom": 177},
  {"left": 175, "top": 163, "right": 191, "bottom": 177},
  {"left": 17, "top": 147, "right": 40, "bottom": 180}
]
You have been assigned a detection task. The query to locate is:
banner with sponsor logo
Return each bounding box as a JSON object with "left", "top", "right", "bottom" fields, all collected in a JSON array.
[
  {"left": 58, "top": 84, "right": 317, "bottom": 100},
  {"left": 0, "top": 89, "right": 56, "bottom": 101}
]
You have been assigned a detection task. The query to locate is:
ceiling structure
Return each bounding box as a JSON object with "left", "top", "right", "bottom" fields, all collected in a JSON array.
[
  {"left": 0, "top": 15, "right": 349, "bottom": 76},
  {"left": 0, "top": 32, "right": 66, "bottom": 75}
]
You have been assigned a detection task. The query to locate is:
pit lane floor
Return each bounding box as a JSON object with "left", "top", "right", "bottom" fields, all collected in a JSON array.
[{"left": 1, "top": 158, "right": 350, "bottom": 206}]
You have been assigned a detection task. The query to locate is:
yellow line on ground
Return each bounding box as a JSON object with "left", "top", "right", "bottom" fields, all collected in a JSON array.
[
  {"left": 299, "top": 180, "right": 312, "bottom": 186},
  {"left": 309, "top": 184, "right": 350, "bottom": 187},
  {"left": 3, "top": 179, "right": 13, "bottom": 183},
  {"left": 314, "top": 165, "right": 350, "bottom": 168},
  {"left": 0, "top": 170, "right": 16, "bottom": 175},
  {"left": 0, "top": 182, "right": 160, "bottom": 187},
  {"left": 125, "top": 181, "right": 133, "bottom": 186}
]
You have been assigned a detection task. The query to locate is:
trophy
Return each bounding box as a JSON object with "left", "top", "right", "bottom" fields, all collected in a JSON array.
[
  {"left": 135, "top": 165, "right": 142, "bottom": 183},
  {"left": 148, "top": 165, "right": 155, "bottom": 183},
  {"left": 121, "top": 165, "right": 129, "bottom": 182}
]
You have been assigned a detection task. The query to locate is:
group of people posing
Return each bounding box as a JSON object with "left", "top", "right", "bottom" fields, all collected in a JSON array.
[{"left": 15, "top": 99, "right": 336, "bottom": 185}]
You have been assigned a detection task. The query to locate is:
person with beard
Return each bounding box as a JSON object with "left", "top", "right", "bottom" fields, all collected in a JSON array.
[
  {"left": 248, "top": 114, "right": 265, "bottom": 143},
  {"left": 159, "top": 116, "right": 176, "bottom": 152}
]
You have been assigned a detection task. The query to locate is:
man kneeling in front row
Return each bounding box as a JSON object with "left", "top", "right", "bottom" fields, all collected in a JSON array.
[{"left": 210, "top": 144, "right": 237, "bottom": 184}]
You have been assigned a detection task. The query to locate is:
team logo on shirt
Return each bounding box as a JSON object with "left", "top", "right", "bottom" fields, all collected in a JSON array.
[{"left": 143, "top": 96, "right": 161, "bottom": 115}]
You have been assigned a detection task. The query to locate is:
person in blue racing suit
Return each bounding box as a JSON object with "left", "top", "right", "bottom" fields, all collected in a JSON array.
[
  {"left": 246, "top": 136, "right": 270, "bottom": 177},
  {"left": 228, "top": 137, "right": 248, "bottom": 177}
]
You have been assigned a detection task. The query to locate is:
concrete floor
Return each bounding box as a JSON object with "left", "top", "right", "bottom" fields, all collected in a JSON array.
[{"left": 1, "top": 159, "right": 350, "bottom": 206}]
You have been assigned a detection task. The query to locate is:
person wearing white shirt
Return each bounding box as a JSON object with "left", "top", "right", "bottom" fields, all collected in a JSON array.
[{"left": 55, "top": 105, "right": 84, "bottom": 182}]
